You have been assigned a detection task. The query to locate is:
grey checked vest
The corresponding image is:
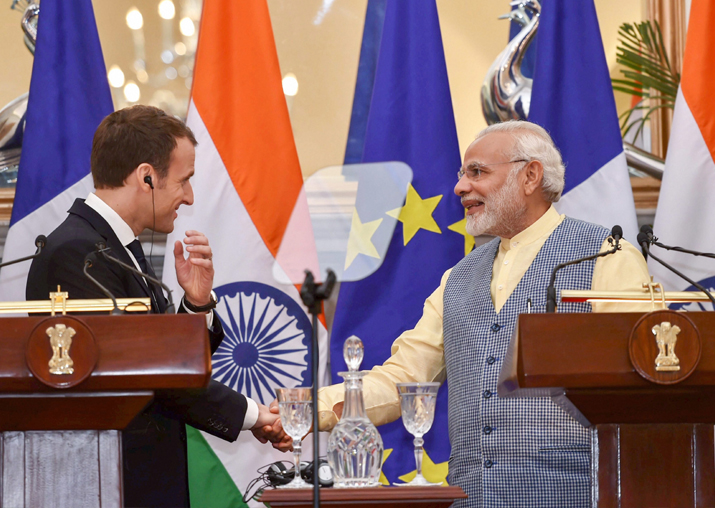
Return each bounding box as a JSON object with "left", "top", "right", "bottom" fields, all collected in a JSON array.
[{"left": 443, "top": 217, "right": 609, "bottom": 508}]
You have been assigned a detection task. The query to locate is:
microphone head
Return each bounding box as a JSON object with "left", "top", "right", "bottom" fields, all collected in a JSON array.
[
  {"left": 35, "top": 235, "right": 47, "bottom": 248},
  {"left": 84, "top": 251, "right": 96, "bottom": 267},
  {"left": 611, "top": 225, "right": 623, "bottom": 241},
  {"left": 637, "top": 231, "right": 650, "bottom": 247},
  {"left": 640, "top": 224, "right": 654, "bottom": 235}
]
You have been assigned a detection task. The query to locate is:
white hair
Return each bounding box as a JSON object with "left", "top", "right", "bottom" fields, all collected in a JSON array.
[{"left": 475, "top": 120, "right": 565, "bottom": 202}]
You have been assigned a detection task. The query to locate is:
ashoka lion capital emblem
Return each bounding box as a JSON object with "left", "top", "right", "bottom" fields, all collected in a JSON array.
[
  {"left": 47, "top": 324, "right": 76, "bottom": 375},
  {"left": 652, "top": 321, "right": 681, "bottom": 372}
]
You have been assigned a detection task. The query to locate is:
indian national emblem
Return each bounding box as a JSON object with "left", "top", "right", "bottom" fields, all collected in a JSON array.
[
  {"left": 652, "top": 321, "right": 681, "bottom": 372},
  {"left": 47, "top": 324, "right": 76, "bottom": 375}
]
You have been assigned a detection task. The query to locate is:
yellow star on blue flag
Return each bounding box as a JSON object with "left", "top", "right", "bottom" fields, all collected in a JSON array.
[
  {"left": 387, "top": 184, "right": 442, "bottom": 246},
  {"left": 448, "top": 216, "right": 475, "bottom": 256},
  {"left": 345, "top": 208, "right": 383, "bottom": 270},
  {"left": 397, "top": 449, "right": 449, "bottom": 485}
]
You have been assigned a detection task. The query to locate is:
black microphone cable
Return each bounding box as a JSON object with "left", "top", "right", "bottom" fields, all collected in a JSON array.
[
  {"left": 650, "top": 236, "right": 715, "bottom": 260},
  {"left": 144, "top": 174, "right": 157, "bottom": 274},
  {"left": 637, "top": 225, "right": 715, "bottom": 309}
]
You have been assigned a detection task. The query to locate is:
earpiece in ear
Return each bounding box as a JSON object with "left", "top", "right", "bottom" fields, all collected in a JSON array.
[{"left": 144, "top": 175, "right": 154, "bottom": 189}]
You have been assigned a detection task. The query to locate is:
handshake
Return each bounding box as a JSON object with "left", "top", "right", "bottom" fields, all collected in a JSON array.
[{"left": 251, "top": 400, "right": 293, "bottom": 452}]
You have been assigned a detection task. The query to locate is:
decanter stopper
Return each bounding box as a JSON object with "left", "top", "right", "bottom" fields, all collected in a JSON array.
[{"left": 344, "top": 335, "right": 363, "bottom": 372}]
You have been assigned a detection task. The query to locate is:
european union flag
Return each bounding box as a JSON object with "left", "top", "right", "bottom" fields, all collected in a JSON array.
[{"left": 332, "top": 0, "right": 465, "bottom": 484}]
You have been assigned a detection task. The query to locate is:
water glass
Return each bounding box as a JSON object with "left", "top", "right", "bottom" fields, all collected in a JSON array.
[
  {"left": 276, "top": 387, "right": 312, "bottom": 489},
  {"left": 394, "top": 382, "right": 442, "bottom": 486}
]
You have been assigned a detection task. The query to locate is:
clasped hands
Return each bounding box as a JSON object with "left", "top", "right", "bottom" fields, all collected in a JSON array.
[
  {"left": 252, "top": 399, "right": 293, "bottom": 452},
  {"left": 252, "top": 399, "right": 345, "bottom": 452}
]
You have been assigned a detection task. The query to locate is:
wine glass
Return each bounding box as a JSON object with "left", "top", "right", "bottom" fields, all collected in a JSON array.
[
  {"left": 394, "top": 382, "right": 442, "bottom": 486},
  {"left": 275, "top": 387, "right": 313, "bottom": 489}
]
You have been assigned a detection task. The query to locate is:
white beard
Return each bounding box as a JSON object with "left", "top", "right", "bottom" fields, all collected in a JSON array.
[{"left": 464, "top": 173, "right": 528, "bottom": 238}]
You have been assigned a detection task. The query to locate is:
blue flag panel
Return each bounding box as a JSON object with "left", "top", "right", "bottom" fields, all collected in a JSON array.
[
  {"left": 344, "top": 0, "right": 387, "bottom": 164},
  {"left": 11, "top": 0, "right": 113, "bottom": 225},
  {"left": 528, "top": 0, "right": 623, "bottom": 194}
]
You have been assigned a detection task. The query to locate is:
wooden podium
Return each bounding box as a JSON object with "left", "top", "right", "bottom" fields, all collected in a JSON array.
[
  {"left": 0, "top": 313, "right": 211, "bottom": 508},
  {"left": 499, "top": 311, "right": 715, "bottom": 508}
]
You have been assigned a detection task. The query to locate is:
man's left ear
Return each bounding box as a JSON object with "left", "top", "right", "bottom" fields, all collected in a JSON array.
[{"left": 522, "top": 161, "right": 544, "bottom": 197}]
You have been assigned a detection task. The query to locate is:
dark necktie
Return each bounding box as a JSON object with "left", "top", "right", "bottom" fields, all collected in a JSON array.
[{"left": 126, "top": 239, "right": 166, "bottom": 313}]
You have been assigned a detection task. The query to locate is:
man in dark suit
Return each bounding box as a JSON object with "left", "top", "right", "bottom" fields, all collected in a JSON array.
[{"left": 26, "top": 105, "right": 277, "bottom": 508}]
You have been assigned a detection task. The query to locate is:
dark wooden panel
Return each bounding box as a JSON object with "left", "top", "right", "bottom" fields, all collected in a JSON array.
[
  {"left": 259, "top": 486, "right": 467, "bottom": 508},
  {"left": 595, "top": 424, "right": 715, "bottom": 508},
  {"left": 619, "top": 425, "right": 694, "bottom": 507},
  {"left": 694, "top": 425, "right": 715, "bottom": 507},
  {"left": 0, "top": 392, "right": 153, "bottom": 431},
  {"left": 0, "top": 314, "right": 210, "bottom": 392},
  {"left": 567, "top": 388, "right": 715, "bottom": 424},
  {"left": 595, "top": 425, "right": 619, "bottom": 508}
]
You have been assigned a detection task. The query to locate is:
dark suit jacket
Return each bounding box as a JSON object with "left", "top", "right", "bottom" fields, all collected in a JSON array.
[{"left": 26, "top": 199, "right": 248, "bottom": 508}]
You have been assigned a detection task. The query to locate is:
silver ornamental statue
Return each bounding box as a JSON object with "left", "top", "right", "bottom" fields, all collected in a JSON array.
[
  {"left": 327, "top": 336, "right": 384, "bottom": 487},
  {"left": 0, "top": 1, "right": 39, "bottom": 187},
  {"left": 480, "top": 0, "right": 540, "bottom": 125},
  {"left": 479, "top": 0, "right": 665, "bottom": 179}
]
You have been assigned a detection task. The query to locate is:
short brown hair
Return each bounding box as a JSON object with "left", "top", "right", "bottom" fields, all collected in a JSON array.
[{"left": 91, "top": 105, "right": 197, "bottom": 189}]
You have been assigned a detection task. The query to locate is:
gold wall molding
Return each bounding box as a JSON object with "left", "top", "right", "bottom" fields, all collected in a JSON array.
[
  {"left": 0, "top": 188, "right": 15, "bottom": 223},
  {"left": 646, "top": 0, "right": 687, "bottom": 158}
]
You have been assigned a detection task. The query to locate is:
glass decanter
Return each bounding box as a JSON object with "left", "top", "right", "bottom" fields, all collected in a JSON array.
[{"left": 327, "top": 336, "right": 384, "bottom": 487}]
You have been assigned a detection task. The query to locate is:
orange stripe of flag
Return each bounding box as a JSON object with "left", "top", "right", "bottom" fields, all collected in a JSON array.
[
  {"left": 191, "top": 0, "right": 302, "bottom": 258},
  {"left": 681, "top": 0, "right": 715, "bottom": 161}
]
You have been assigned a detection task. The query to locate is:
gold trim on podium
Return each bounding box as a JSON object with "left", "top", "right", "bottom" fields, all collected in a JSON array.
[
  {"left": 561, "top": 289, "right": 714, "bottom": 304},
  {"left": 0, "top": 298, "right": 150, "bottom": 314}
]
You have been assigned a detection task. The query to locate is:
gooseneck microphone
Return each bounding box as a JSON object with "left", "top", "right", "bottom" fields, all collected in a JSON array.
[
  {"left": 95, "top": 242, "right": 175, "bottom": 314},
  {"left": 545, "top": 225, "right": 623, "bottom": 313},
  {"left": 638, "top": 225, "right": 715, "bottom": 308},
  {"left": 0, "top": 234, "right": 47, "bottom": 269},
  {"left": 83, "top": 252, "right": 122, "bottom": 315}
]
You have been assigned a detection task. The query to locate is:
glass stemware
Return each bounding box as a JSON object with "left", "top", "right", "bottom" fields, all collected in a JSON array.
[
  {"left": 275, "top": 387, "right": 313, "bottom": 489},
  {"left": 394, "top": 382, "right": 442, "bottom": 486}
]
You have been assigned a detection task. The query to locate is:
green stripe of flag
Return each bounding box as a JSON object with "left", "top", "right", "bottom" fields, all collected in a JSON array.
[{"left": 187, "top": 426, "right": 250, "bottom": 508}]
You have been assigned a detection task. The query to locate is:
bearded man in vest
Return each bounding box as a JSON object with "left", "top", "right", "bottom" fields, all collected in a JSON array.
[{"left": 261, "top": 120, "right": 651, "bottom": 507}]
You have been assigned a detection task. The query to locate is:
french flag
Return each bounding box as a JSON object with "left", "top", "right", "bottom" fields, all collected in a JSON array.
[
  {"left": 0, "top": 0, "right": 113, "bottom": 301},
  {"left": 529, "top": 0, "right": 638, "bottom": 242}
]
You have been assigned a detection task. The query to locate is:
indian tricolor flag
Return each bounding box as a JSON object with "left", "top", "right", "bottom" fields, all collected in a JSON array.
[
  {"left": 650, "top": 0, "right": 715, "bottom": 303},
  {"left": 162, "top": 1, "right": 327, "bottom": 505}
]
